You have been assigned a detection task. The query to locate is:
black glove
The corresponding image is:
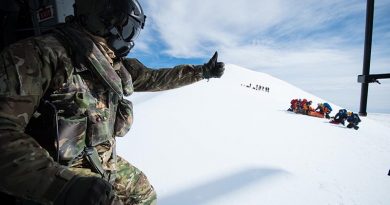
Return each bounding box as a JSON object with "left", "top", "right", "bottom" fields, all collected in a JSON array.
[
  {"left": 201, "top": 51, "right": 225, "bottom": 79},
  {"left": 54, "top": 176, "right": 114, "bottom": 205}
]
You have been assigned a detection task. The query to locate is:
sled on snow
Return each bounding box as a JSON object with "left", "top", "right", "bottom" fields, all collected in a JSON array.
[{"left": 308, "top": 111, "right": 325, "bottom": 118}]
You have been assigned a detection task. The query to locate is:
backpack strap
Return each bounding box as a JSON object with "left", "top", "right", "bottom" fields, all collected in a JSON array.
[{"left": 53, "top": 24, "right": 123, "bottom": 97}]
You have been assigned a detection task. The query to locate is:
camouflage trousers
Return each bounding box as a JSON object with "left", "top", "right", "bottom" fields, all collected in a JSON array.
[{"left": 69, "top": 156, "right": 157, "bottom": 205}]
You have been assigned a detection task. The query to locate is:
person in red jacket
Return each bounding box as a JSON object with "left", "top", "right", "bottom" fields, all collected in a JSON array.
[{"left": 288, "top": 99, "right": 299, "bottom": 112}]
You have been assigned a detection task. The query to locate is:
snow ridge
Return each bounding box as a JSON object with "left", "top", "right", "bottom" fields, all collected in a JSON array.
[{"left": 118, "top": 64, "right": 390, "bottom": 205}]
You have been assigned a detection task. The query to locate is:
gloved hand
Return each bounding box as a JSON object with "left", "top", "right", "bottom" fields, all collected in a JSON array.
[
  {"left": 54, "top": 176, "right": 114, "bottom": 205},
  {"left": 201, "top": 51, "right": 225, "bottom": 79}
]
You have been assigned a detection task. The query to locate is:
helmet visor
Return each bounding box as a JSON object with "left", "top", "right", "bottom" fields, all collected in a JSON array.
[
  {"left": 114, "top": 0, "right": 145, "bottom": 42},
  {"left": 120, "top": 16, "right": 142, "bottom": 42}
]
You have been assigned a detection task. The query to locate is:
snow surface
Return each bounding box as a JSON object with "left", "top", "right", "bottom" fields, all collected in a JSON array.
[{"left": 117, "top": 64, "right": 390, "bottom": 205}]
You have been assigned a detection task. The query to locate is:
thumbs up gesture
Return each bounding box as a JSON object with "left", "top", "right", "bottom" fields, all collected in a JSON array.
[{"left": 201, "top": 51, "right": 225, "bottom": 79}]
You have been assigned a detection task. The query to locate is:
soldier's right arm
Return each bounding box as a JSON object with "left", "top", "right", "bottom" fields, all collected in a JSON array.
[{"left": 0, "top": 37, "right": 75, "bottom": 204}]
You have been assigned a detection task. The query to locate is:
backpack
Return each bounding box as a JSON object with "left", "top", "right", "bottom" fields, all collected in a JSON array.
[
  {"left": 323, "top": 103, "right": 332, "bottom": 112},
  {"left": 291, "top": 99, "right": 297, "bottom": 105}
]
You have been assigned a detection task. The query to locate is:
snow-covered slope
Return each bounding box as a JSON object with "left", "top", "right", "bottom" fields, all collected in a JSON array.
[{"left": 117, "top": 64, "right": 390, "bottom": 205}]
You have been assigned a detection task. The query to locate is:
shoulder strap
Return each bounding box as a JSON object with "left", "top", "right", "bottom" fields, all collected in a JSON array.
[{"left": 53, "top": 25, "right": 123, "bottom": 97}]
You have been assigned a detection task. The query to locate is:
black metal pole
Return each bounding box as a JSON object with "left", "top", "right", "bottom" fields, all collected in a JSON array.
[{"left": 359, "top": 0, "right": 375, "bottom": 117}]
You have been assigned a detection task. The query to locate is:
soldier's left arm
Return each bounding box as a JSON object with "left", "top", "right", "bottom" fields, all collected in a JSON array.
[{"left": 123, "top": 58, "right": 205, "bottom": 92}]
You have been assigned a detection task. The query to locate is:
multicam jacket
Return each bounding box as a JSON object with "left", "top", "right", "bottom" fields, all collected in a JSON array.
[{"left": 0, "top": 24, "right": 204, "bottom": 204}]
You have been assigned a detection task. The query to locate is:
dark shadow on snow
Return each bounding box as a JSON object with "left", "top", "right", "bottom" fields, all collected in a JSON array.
[{"left": 159, "top": 168, "right": 288, "bottom": 205}]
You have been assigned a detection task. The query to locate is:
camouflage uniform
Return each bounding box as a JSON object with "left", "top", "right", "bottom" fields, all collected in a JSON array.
[{"left": 0, "top": 24, "right": 204, "bottom": 205}]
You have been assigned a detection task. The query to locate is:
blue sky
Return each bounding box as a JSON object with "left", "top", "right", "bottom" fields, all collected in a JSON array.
[{"left": 129, "top": 0, "right": 390, "bottom": 114}]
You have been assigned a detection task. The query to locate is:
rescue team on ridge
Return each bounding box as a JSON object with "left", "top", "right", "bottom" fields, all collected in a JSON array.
[{"left": 288, "top": 98, "right": 361, "bottom": 130}]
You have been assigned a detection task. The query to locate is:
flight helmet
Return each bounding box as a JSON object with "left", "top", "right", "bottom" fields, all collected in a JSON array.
[{"left": 74, "top": 0, "right": 146, "bottom": 57}]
